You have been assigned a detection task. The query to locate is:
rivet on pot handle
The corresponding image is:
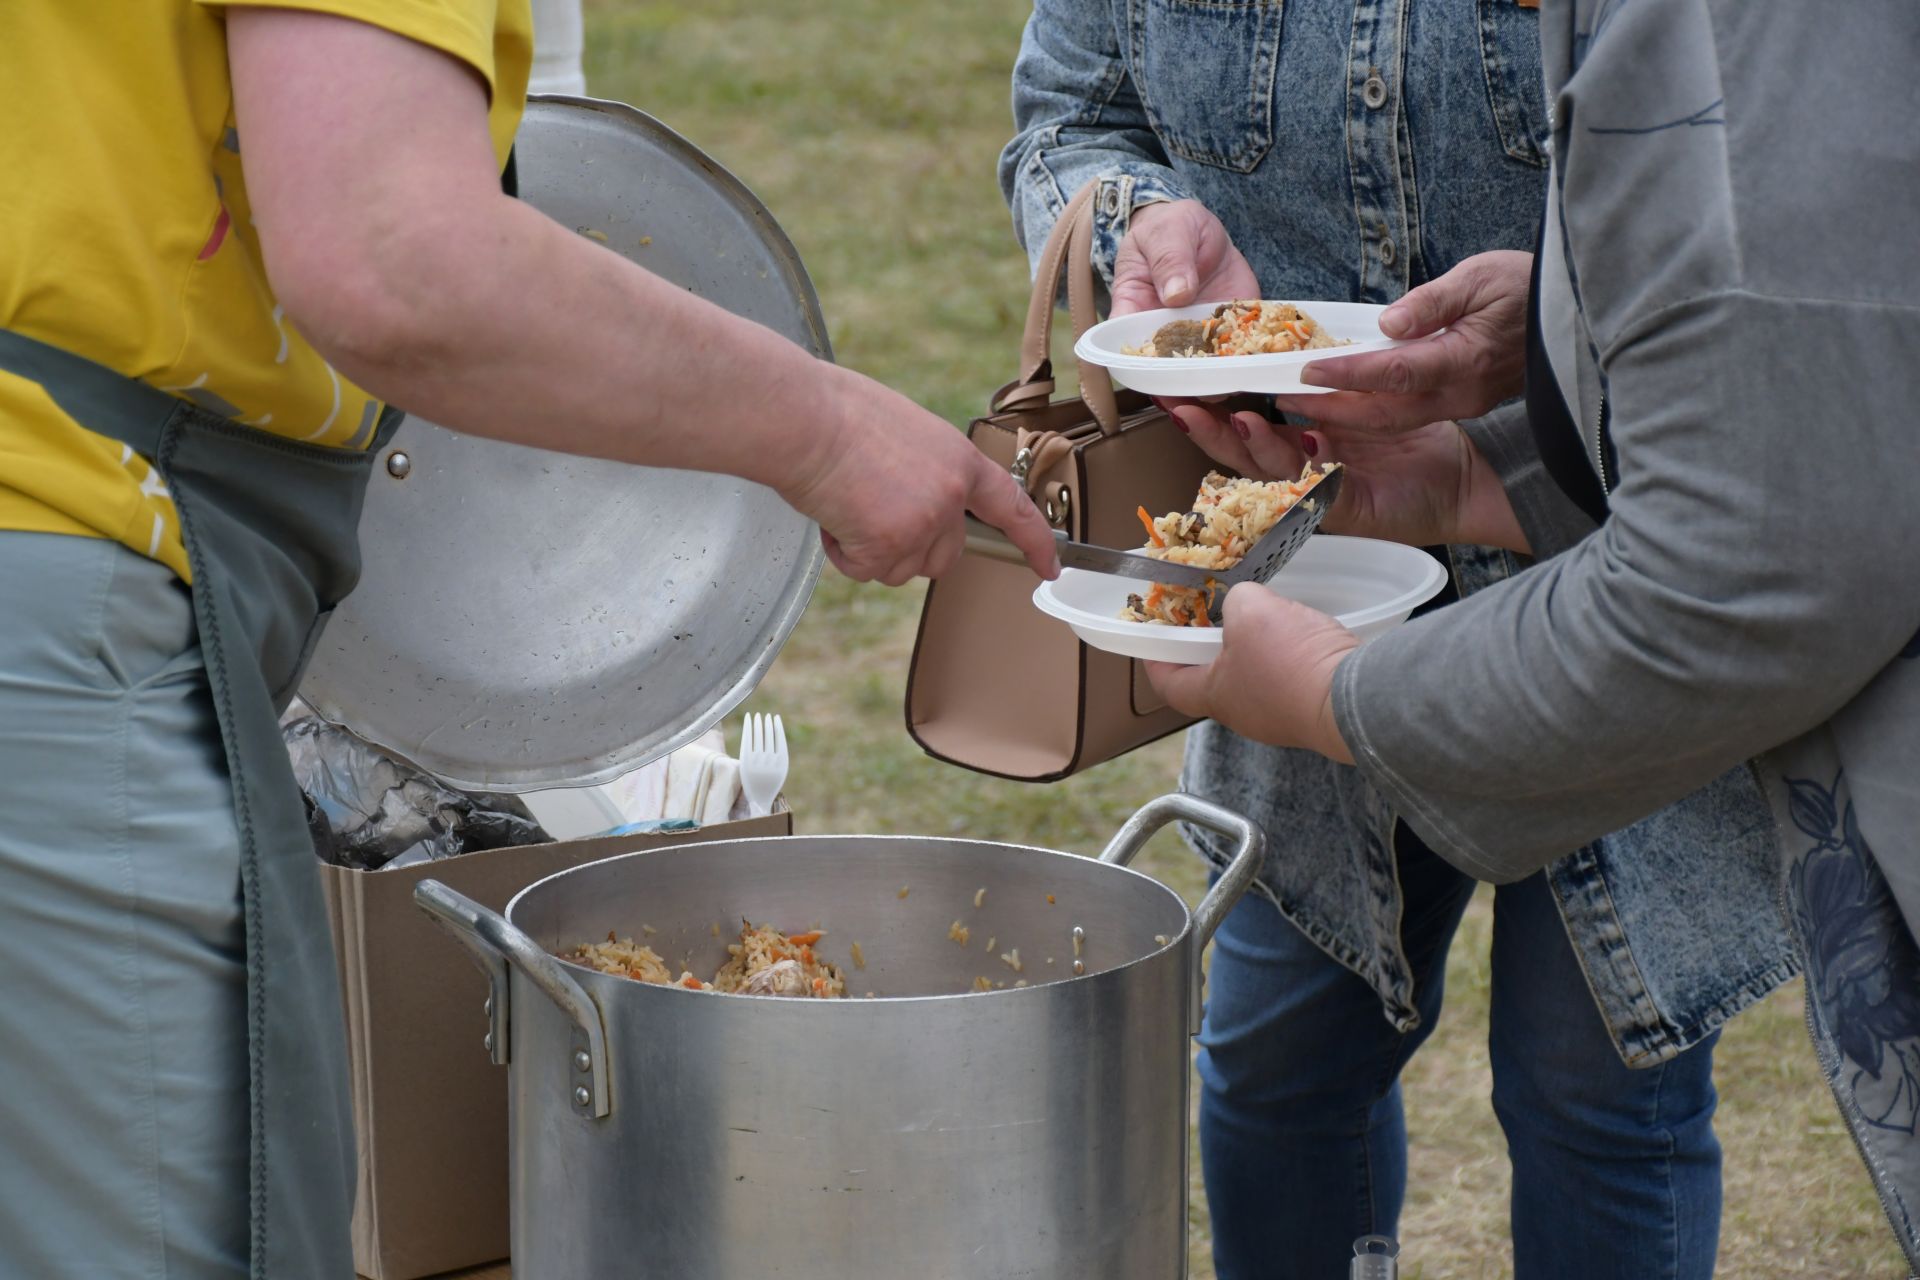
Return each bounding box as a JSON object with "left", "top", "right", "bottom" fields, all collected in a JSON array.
[
  {"left": 1099, "top": 793, "right": 1266, "bottom": 1035},
  {"left": 415, "top": 879, "right": 613, "bottom": 1119}
]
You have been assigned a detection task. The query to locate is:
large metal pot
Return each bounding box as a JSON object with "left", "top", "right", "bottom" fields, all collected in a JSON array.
[{"left": 417, "top": 794, "right": 1263, "bottom": 1279}]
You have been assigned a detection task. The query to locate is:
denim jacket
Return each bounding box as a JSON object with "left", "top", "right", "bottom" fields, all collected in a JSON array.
[
  {"left": 1325, "top": 0, "right": 1920, "bottom": 1262},
  {"left": 999, "top": 0, "right": 1794, "bottom": 1067}
]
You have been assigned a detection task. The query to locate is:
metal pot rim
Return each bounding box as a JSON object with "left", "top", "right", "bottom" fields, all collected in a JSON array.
[
  {"left": 415, "top": 794, "right": 1266, "bottom": 1116},
  {"left": 508, "top": 832, "right": 1196, "bottom": 1006}
]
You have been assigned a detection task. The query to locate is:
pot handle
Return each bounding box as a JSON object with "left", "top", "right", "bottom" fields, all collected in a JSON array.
[
  {"left": 1099, "top": 793, "right": 1266, "bottom": 1034},
  {"left": 415, "top": 879, "right": 613, "bottom": 1119}
]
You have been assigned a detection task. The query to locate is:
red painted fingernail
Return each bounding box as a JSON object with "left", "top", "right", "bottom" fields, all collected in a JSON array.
[
  {"left": 1233, "top": 418, "right": 1251, "bottom": 441},
  {"left": 1301, "top": 433, "right": 1320, "bottom": 458}
]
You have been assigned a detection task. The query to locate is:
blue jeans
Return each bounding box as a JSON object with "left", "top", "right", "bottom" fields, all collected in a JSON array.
[{"left": 1197, "top": 828, "right": 1723, "bottom": 1280}]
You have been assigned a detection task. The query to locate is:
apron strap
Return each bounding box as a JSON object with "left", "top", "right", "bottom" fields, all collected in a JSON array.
[
  {"left": 0, "top": 328, "right": 176, "bottom": 456},
  {"left": 1, "top": 325, "right": 407, "bottom": 458}
]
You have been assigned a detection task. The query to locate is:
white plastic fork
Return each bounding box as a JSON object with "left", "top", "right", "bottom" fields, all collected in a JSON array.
[{"left": 739, "top": 712, "right": 788, "bottom": 819}]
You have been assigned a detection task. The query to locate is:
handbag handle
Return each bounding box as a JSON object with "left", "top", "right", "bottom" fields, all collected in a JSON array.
[{"left": 991, "top": 181, "right": 1122, "bottom": 434}]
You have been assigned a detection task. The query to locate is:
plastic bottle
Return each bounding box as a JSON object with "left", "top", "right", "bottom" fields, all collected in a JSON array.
[{"left": 1350, "top": 1234, "right": 1400, "bottom": 1280}]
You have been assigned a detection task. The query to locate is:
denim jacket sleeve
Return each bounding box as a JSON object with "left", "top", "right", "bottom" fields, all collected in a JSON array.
[{"left": 997, "top": 0, "right": 1193, "bottom": 276}]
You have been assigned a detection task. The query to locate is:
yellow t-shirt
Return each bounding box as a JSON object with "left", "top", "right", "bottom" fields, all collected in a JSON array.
[{"left": 0, "top": 1, "right": 532, "bottom": 581}]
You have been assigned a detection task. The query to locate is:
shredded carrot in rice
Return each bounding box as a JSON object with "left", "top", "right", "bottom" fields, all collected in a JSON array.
[
  {"left": 1121, "top": 301, "right": 1350, "bottom": 358},
  {"left": 1137, "top": 505, "right": 1165, "bottom": 547},
  {"left": 1120, "top": 466, "right": 1337, "bottom": 627},
  {"left": 572, "top": 921, "right": 847, "bottom": 999}
]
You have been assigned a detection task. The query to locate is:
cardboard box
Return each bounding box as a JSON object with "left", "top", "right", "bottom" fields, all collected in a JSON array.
[{"left": 323, "top": 811, "right": 793, "bottom": 1280}]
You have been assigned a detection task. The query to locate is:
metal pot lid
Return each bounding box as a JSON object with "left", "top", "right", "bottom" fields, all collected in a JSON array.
[{"left": 299, "top": 97, "right": 826, "bottom": 792}]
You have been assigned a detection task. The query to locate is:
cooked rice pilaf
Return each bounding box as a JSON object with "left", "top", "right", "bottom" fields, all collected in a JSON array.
[
  {"left": 1121, "top": 466, "right": 1336, "bottom": 627},
  {"left": 1121, "top": 300, "right": 1350, "bottom": 358},
  {"left": 572, "top": 920, "right": 848, "bottom": 998}
]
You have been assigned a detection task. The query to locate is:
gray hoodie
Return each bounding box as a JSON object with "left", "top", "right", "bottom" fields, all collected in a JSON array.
[{"left": 1331, "top": 0, "right": 1920, "bottom": 1264}]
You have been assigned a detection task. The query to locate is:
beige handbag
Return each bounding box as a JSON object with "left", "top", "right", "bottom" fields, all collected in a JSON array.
[{"left": 906, "top": 181, "right": 1252, "bottom": 781}]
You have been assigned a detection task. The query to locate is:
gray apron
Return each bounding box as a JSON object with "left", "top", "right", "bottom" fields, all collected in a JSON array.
[{"left": 0, "top": 326, "right": 399, "bottom": 1277}]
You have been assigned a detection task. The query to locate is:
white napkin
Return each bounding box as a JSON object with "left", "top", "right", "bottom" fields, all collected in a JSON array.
[
  {"left": 601, "top": 755, "right": 669, "bottom": 825},
  {"left": 699, "top": 756, "right": 741, "bottom": 825},
  {"left": 663, "top": 728, "right": 727, "bottom": 821}
]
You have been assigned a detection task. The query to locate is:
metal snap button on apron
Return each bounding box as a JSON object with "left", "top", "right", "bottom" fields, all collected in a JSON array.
[
  {"left": 1379, "top": 237, "right": 1398, "bottom": 266},
  {"left": 1363, "top": 75, "right": 1389, "bottom": 109}
]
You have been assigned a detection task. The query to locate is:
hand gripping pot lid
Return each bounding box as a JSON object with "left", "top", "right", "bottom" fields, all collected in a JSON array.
[{"left": 299, "top": 98, "right": 827, "bottom": 792}]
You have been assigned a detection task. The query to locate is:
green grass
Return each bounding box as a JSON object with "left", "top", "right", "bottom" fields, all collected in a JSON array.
[{"left": 582, "top": 2, "right": 1907, "bottom": 1273}]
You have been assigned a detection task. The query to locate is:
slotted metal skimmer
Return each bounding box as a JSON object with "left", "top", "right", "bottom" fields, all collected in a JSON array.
[{"left": 966, "top": 465, "right": 1343, "bottom": 620}]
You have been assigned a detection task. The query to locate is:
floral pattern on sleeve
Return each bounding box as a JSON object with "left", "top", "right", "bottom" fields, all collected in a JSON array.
[{"left": 1787, "top": 770, "right": 1920, "bottom": 1136}]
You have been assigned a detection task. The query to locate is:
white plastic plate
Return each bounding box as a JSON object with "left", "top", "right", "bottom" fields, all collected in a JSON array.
[
  {"left": 1031, "top": 535, "right": 1448, "bottom": 666},
  {"left": 1074, "top": 301, "right": 1406, "bottom": 396}
]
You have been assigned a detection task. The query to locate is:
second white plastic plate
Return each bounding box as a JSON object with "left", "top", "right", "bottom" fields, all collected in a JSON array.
[{"left": 1074, "top": 301, "right": 1406, "bottom": 396}]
